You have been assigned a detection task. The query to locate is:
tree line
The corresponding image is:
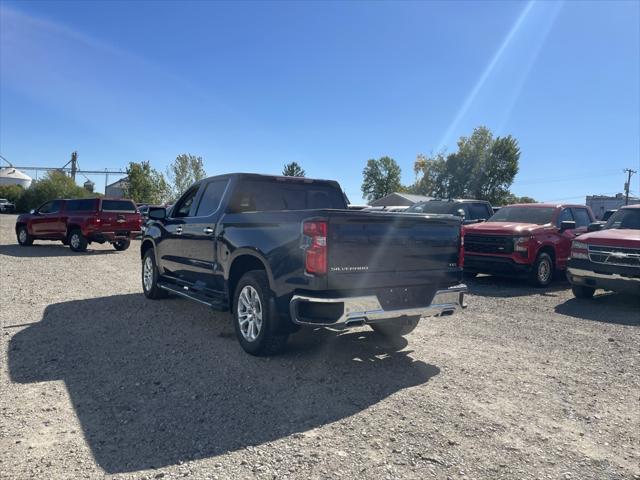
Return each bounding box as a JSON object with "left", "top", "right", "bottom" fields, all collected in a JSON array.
[{"left": 361, "top": 126, "right": 535, "bottom": 205}]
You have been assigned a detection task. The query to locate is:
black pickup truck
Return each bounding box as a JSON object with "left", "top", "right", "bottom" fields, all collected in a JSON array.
[{"left": 141, "top": 173, "right": 467, "bottom": 355}]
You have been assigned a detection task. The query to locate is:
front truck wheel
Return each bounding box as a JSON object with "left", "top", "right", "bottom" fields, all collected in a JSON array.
[
  {"left": 572, "top": 284, "right": 595, "bottom": 299},
  {"left": 529, "top": 252, "right": 554, "bottom": 287},
  {"left": 142, "top": 249, "right": 168, "bottom": 299},
  {"left": 17, "top": 226, "right": 33, "bottom": 246},
  {"left": 233, "top": 270, "right": 288, "bottom": 356},
  {"left": 370, "top": 315, "right": 420, "bottom": 337}
]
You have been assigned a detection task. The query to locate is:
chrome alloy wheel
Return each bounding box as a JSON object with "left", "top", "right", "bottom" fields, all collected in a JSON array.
[
  {"left": 143, "top": 255, "right": 154, "bottom": 292},
  {"left": 537, "top": 257, "right": 551, "bottom": 284},
  {"left": 70, "top": 233, "right": 80, "bottom": 250},
  {"left": 18, "top": 229, "right": 27, "bottom": 244},
  {"left": 237, "top": 285, "right": 263, "bottom": 342}
]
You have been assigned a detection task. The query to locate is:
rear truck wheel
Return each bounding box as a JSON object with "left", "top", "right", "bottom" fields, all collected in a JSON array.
[
  {"left": 17, "top": 226, "right": 33, "bottom": 246},
  {"left": 233, "top": 270, "right": 288, "bottom": 356},
  {"left": 529, "top": 252, "right": 554, "bottom": 287},
  {"left": 370, "top": 315, "right": 420, "bottom": 337},
  {"left": 113, "top": 239, "right": 131, "bottom": 251},
  {"left": 142, "top": 249, "right": 168, "bottom": 299},
  {"left": 572, "top": 284, "right": 595, "bottom": 299},
  {"left": 68, "top": 229, "right": 88, "bottom": 252}
]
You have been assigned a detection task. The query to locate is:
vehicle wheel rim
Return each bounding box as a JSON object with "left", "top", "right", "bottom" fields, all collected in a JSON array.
[
  {"left": 538, "top": 259, "right": 551, "bottom": 283},
  {"left": 143, "top": 256, "right": 154, "bottom": 291},
  {"left": 18, "top": 229, "right": 26, "bottom": 243},
  {"left": 237, "top": 285, "right": 262, "bottom": 342},
  {"left": 70, "top": 234, "right": 80, "bottom": 249}
]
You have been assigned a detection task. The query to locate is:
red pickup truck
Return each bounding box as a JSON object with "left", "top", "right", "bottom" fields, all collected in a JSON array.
[
  {"left": 15, "top": 198, "right": 141, "bottom": 252},
  {"left": 567, "top": 204, "right": 640, "bottom": 298},
  {"left": 463, "top": 203, "right": 595, "bottom": 286}
]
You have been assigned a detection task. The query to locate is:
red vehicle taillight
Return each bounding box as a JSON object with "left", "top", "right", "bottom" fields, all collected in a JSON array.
[
  {"left": 303, "top": 220, "right": 327, "bottom": 275},
  {"left": 458, "top": 227, "right": 464, "bottom": 268}
]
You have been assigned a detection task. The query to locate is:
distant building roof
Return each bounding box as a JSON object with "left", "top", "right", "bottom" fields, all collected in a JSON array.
[
  {"left": 369, "top": 192, "right": 433, "bottom": 207},
  {"left": 106, "top": 177, "right": 128, "bottom": 189}
]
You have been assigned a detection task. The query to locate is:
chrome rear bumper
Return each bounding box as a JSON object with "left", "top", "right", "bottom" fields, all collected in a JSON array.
[{"left": 290, "top": 284, "right": 467, "bottom": 327}]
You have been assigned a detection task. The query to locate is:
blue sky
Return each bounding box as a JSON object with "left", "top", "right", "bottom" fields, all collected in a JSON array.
[{"left": 1, "top": 0, "right": 638, "bottom": 203}]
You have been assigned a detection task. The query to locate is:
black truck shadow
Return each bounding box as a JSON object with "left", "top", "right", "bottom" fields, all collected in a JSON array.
[
  {"left": 8, "top": 294, "right": 438, "bottom": 473},
  {"left": 555, "top": 293, "right": 640, "bottom": 326},
  {"left": 0, "top": 243, "right": 118, "bottom": 258}
]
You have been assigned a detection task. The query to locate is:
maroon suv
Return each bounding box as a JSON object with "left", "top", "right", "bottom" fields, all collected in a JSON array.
[
  {"left": 15, "top": 198, "right": 141, "bottom": 252},
  {"left": 463, "top": 203, "right": 595, "bottom": 286}
]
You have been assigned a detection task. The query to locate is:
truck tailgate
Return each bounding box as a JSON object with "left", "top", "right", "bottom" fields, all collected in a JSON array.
[{"left": 327, "top": 212, "right": 461, "bottom": 290}]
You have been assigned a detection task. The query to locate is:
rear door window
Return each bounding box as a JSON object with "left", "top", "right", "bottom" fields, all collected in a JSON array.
[
  {"left": 571, "top": 208, "right": 592, "bottom": 228},
  {"left": 39, "top": 200, "right": 62, "bottom": 214},
  {"left": 195, "top": 180, "right": 228, "bottom": 217},
  {"left": 66, "top": 199, "right": 96, "bottom": 212},
  {"left": 101, "top": 200, "right": 136, "bottom": 212}
]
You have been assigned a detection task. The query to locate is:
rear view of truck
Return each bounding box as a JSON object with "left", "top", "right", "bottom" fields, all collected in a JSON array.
[{"left": 290, "top": 210, "right": 466, "bottom": 336}]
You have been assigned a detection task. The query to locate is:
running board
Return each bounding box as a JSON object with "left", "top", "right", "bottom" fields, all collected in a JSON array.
[{"left": 158, "top": 282, "right": 228, "bottom": 310}]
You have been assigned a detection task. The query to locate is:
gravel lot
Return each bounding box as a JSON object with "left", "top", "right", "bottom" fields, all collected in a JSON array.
[{"left": 1, "top": 213, "right": 639, "bottom": 480}]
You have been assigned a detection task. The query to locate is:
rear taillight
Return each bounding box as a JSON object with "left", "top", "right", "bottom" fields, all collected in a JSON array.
[
  {"left": 303, "top": 220, "right": 327, "bottom": 275},
  {"left": 458, "top": 227, "right": 464, "bottom": 268}
]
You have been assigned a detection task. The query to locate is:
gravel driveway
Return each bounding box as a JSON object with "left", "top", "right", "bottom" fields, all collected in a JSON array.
[{"left": 1, "top": 214, "right": 638, "bottom": 479}]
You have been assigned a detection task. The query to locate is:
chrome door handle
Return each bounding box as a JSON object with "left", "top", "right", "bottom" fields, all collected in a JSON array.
[
  {"left": 203, "top": 227, "right": 214, "bottom": 235},
  {"left": 175, "top": 226, "right": 183, "bottom": 234}
]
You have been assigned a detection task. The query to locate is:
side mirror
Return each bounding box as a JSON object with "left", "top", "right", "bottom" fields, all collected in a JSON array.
[
  {"left": 148, "top": 207, "right": 166, "bottom": 220},
  {"left": 587, "top": 222, "right": 604, "bottom": 232},
  {"left": 456, "top": 208, "right": 466, "bottom": 218},
  {"left": 29, "top": 209, "right": 37, "bottom": 215},
  {"left": 559, "top": 220, "right": 576, "bottom": 232}
]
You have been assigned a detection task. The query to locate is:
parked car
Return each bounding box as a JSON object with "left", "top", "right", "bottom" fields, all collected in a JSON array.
[
  {"left": 141, "top": 173, "right": 467, "bottom": 355},
  {"left": 0, "top": 198, "right": 16, "bottom": 213},
  {"left": 463, "top": 203, "right": 595, "bottom": 286},
  {"left": 15, "top": 198, "right": 141, "bottom": 252},
  {"left": 567, "top": 204, "right": 640, "bottom": 298},
  {"left": 406, "top": 199, "right": 493, "bottom": 224}
]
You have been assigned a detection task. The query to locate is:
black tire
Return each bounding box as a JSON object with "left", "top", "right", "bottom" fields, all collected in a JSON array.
[
  {"left": 370, "top": 315, "right": 420, "bottom": 337},
  {"left": 16, "top": 226, "right": 33, "bottom": 246},
  {"left": 142, "top": 248, "right": 168, "bottom": 299},
  {"left": 68, "top": 229, "right": 88, "bottom": 252},
  {"left": 572, "top": 285, "right": 595, "bottom": 299},
  {"left": 232, "top": 270, "right": 288, "bottom": 356},
  {"left": 113, "top": 239, "right": 131, "bottom": 251},
  {"left": 529, "top": 252, "right": 554, "bottom": 287}
]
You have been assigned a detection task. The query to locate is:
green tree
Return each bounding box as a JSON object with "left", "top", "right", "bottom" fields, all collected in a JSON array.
[
  {"left": 500, "top": 193, "right": 537, "bottom": 205},
  {"left": 411, "top": 126, "right": 521, "bottom": 204},
  {"left": 361, "top": 156, "right": 402, "bottom": 203},
  {"left": 0, "top": 184, "right": 25, "bottom": 204},
  {"left": 282, "top": 162, "right": 305, "bottom": 177},
  {"left": 123, "top": 161, "right": 170, "bottom": 204},
  {"left": 16, "top": 171, "right": 93, "bottom": 212},
  {"left": 167, "top": 154, "right": 207, "bottom": 199}
]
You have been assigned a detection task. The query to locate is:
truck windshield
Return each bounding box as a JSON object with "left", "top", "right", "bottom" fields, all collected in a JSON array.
[
  {"left": 488, "top": 206, "right": 555, "bottom": 225},
  {"left": 407, "top": 202, "right": 456, "bottom": 214},
  {"left": 229, "top": 179, "right": 347, "bottom": 212},
  {"left": 605, "top": 208, "right": 640, "bottom": 230}
]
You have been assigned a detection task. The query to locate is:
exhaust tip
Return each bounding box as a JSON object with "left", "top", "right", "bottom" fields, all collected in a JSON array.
[{"left": 440, "top": 309, "right": 455, "bottom": 317}]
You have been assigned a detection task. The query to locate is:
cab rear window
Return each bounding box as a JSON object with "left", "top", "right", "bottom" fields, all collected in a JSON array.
[{"left": 101, "top": 200, "right": 137, "bottom": 212}]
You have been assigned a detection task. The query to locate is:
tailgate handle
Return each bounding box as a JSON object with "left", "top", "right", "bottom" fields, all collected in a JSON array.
[{"left": 203, "top": 227, "right": 214, "bottom": 235}]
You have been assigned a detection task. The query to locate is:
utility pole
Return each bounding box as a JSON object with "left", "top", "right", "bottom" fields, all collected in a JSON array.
[{"left": 624, "top": 168, "right": 637, "bottom": 205}]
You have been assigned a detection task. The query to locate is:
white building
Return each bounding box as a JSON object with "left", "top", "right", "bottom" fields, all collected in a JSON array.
[
  {"left": 0, "top": 167, "right": 32, "bottom": 189},
  {"left": 105, "top": 177, "right": 128, "bottom": 198},
  {"left": 586, "top": 193, "right": 640, "bottom": 219}
]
